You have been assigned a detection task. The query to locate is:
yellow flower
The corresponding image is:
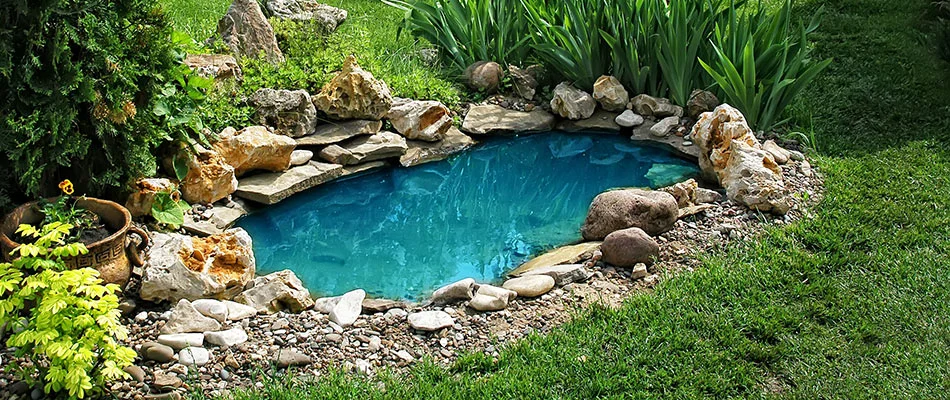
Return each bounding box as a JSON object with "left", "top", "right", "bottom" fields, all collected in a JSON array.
[{"left": 58, "top": 179, "right": 74, "bottom": 195}]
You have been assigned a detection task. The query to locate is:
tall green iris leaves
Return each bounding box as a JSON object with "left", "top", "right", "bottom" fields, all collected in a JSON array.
[
  {"left": 521, "top": 0, "right": 611, "bottom": 91},
  {"left": 384, "top": 0, "right": 531, "bottom": 73}
]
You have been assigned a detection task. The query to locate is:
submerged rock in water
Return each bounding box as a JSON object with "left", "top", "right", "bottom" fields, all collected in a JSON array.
[
  {"left": 646, "top": 163, "right": 697, "bottom": 188},
  {"left": 581, "top": 188, "right": 678, "bottom": 240}
]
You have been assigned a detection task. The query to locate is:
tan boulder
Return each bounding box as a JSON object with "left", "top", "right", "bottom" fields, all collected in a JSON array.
[
  {"left": 464, "top": 61, "right": 503, "bottom": 93},
  {"left": 172, "top": 146, "right": 238, "bottom": 205},
  {"left": 313, "top": 56, "right": 393, "bottom": 120},
  {"left": 386, "top": 98, "right": 453, "bottom": 142},
  {"left": 581, "top": 189, "right": 679, "bottom": 240},
  {"left": 691, "top": 104, "right": 790, "bottom": 214},
  {"left": 212, "top": 126, "right": 296, "bottom": 177},
  {"left": 126, "top": 178, "right": 178, "bottom": 217},
  {"left": 550, "top": 82, "right": 596, "bottom": 120},
  {"left": 592, "top": 76, "right": 629, "bottom": 112}
]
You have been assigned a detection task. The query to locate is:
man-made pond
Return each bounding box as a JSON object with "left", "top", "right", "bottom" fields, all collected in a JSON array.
[{"left": 238, "top": 132, "right": 698, "bottom": 300}]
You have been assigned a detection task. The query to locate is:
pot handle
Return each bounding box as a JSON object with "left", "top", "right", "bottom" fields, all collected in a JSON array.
[{"left": 126, "top": 225, "right": 150, "bottom": 267}]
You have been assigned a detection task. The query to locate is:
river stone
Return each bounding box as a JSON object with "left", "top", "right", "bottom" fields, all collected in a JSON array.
[
  {"left": 650, "top": 116, "right": 680, "bottom": 138},
  {"left": 276, "top": 350, "right": 312, "bottom": 368},
  {"left": 592, "top": 75, "right": 629, "bottom": 112},
  {"left": 518, "top": 264, "right": 592, "bottom": 286},
  {"left": 296, "top": 120, "right": 382, "bottom": 146},
  {"left": 475, "top": 284, "right": 517, "bottom": 303},
  {"left": 361, "top": 298, "right": 405, "bottom": 313},
  {"left": 213, "top": 126, "right": 296, "bottom": 177},
  {"left": 205, "top": 328, "right": 249, "bottom": 347},
  {"left": 387, "top": 98, "right": 453, "bottom": 142},
  {"left": 601, "top": 227, "right": 659, "bottom": 267},
  {"left": 502, "top": 275, "right": 555, "bottom": 297},
  {"left": 157, "top": 333, "right": 205, "bottom": 350},
  {"left": 264, "top": 0, "right": 347, "bottom": 32},
  {"left": 629, "top": 94, "right": 683, "bottom": 118},
  {"left": 550, "top": 82, "right": 596, "bottom": 120},
  {"left": 631, "top": 263, "right": 649, "bottom": 280},
  {"left": 126, "top": 178, "right": 177, "bottom": 217},
  {"left": 509, "top": 64, "right": 541, "bottom": 100},
  {"left": 290, "top": 150, "right": 314, "bottom": 166},
  {"left": 430, "top": 278, "right": 476, "bottom": 305},
  {"left": 557, "top": 110, "right": 621, "bottom": 132},
  {"left": 313, "top": 55, "right": 393, "bottom": 120},
  {"left": 141, "top": 342, "right": 176, "bottom": 362},
  {"left": 325, "top": 289, "right": 366, "bottom": 327},
  {"left": 399, "top": 127, "right": 476, "bottom": 167},
  {"left": 191, "top": 299, "right": 229, "bottom": 323},
  {"left": 468, "top": 294, "right": 508, "bottom": 311},
  {"left": 509, "top": 242, "right": 601, "bottom": 276},
  {"left": 223, "top": 300, "right": 258, "bottom": 320},
  {"left": 184, "top": 54, "right": 243, "bottom": 81},
  {"left": 249, "top": 88, "right": 318, "bottom": 138},
  {"left": 152, "top": 372, "right": 183, "bottom": 391},
  {"left": 123, "top": 365, "right": 146, "bottom": 384},
  {"left": 318, "top": 131, "right": 407, "bottom": 165},
  {"left": 763, "top": 140, "right": 791, "bottom": 164},
  {"left": 687, "top": 89, "right": 720, "bottom": 119},
  {"left": 179, "top": 347, "right": 210, "bottom": 366},
  {"left": 140, "top": 229, "right": 256, "bottom": 303},
  {"left": 691, "top": 104, "right": 789, "bottom": 214},
  {"left": 234, "top": 162, "right": 344, "bottom": 204},
  {"left": 162, "top": 299, "right": 222, "bottom": 334},
  {"left": 461, "top": 105, "right": 556, "bottom": 135},
  {"left": 463, "top": 61, "right": 503, "bottom": 93},
  {"left": 407, "top": 311, "right": 454, "bottom": 331},
  {"left": 170, "top": 145, "right": 238, "bottom": 204},
  {"left": 217, "top": 0, "right": 284, "bottom": 63},
  {"left": 615, "top": 110, "right": 644, "bottom": 128},
  {"left": 235, "top": 270, "right": 314, "bottom": 313},
  {"left": 581, "top": 188, "right": 679, "bottom": 240}
]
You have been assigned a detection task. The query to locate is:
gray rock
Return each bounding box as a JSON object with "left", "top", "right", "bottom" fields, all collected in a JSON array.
[
  {"left": 407, "top": 311, "right": 454, "bottom": 331},
  {"left": 318, "top": 131, "right": 407, "bottom": 165},
  {"left": 502, "top": 275, "right": 555, "bottom": 297},
  {"left": 399, "top": 127, "right": 476, "bottom": 167},
  {"left": 519, "top": 264, "right": 592, "bottom": 286},
  {"left": 223, "top": 300, "right": 258, "bottom": 320},
  {"left": 464, "top": 61, "right": 503, "bottom": 93},
  {"left": 313, "top": 56, "right": 393, "bottom": 120},
  {"left": 650, "top": 116, "right": 680, "bottom": 138},
  {"left": 615, "top": 110, "right": 644, "bottom": 128},
  {"left": 695, "top": 187, "right": 723, "bottom": 204},
  {"left": 629, "top": 94, "right": 683, "bottom": 118},
  {"left": 276, "top": 350, "right": 312, "bottom": 368},
  {"left": 430, "top": 278, "right": 476, "bottom": 305},
  {"left": 295, "top": 120, "right": 382, "bottom": 146},
  {"left": 217, "top": 0, "right": 284, "bottom": 63},
  {"left": 461, "top": 105, "right": 556, "bottom": 135},
  {"left": 205, "top": 328, "right": 249, "bottom": 347},
  {"left": 581, "top": 188, "right": 679, "bottom": 239},
  {"left": 788, "top": 150, "right": 805, "bottom": 161},
  {"left": 687, "top": 89, "right": 720, "bottom": 119},
  {"left": 182, "top": 205, "right": 246, "bottom": 236},
  {"left": 157, "top": 333, "right": 205, "bottom": 350},
  {"left": 387, "top": 98, "right": 453, "bottom": 142},
  {"left": 508, "top": 64, "right": 541, "bottom": 100},
  {"left": 249, "top": 88, "right": 318, "bottom": 138},
  {"left": 178, "top": 347, "right": 210, "bottom": 366},
  {"left": 264, "top": 0, "right": 347, "bottom": 32},
  {"left": 234, "top": 162, "right": 344, "bottom": 204},
  {"left": 191, "top": 299, "right": 229, "bottom": 323},
  {"left": 235, "top": 270, "right": 314, "bottom": 313},
  {"left": 601, "top": 227, "right": 659, "bottom": 267},
  {"left": 592, "top": 75, "right": 629, "bottom": 112},
  {"left": 550, "top": 82, "right": 596, "bottom": 120},
  {"left": 290, "top": 150, "right": 313, "bottom": 166},
  {"left": 557, "top": 110, "right": 621, "bottom": 132},
  {"left": 161, "top": 299, "right": 222, "bottom": 334}
]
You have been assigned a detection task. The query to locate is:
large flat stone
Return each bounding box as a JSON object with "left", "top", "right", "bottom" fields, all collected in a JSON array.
[
  {"left": 183, "top": 205, "right": 247, "bottom": 236},
  {"left": 318, "top": 131, "right": 407, "bottom": 165},
  {"left": 556, "top": 110, "right": 621, "bottom": 132},
  {"left": 295, "top": 120, "right": 383, "bottom": 146},
  {"left": 461, "top": 105, "right": 556, "bottom": 135},
  {"left": 630, "top": 121, "right": 700, "bottom": 159},
  {"left": 234, "top": 162, "right": 344, "bottom": 204},
  {"left": 399, "top": 127, "right": 477, "bottom": 167},
  {"left": 340, "top": 161, "right": 387, "bottom": 178},
  {"left": 509, "top": 242, "right": 602, "bottom": 276}
]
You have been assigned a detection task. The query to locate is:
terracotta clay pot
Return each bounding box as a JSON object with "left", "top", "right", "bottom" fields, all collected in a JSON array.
[{"left": 0, "top": 197, "right": 149, "bottom": 287}]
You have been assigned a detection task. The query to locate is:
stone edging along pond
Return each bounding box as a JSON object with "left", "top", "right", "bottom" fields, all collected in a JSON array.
[{"left": 0, "top": 57, "right": 823, "bottom": 400}]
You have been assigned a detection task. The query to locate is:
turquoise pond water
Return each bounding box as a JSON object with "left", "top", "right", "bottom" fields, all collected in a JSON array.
[{"left": 237, "top": 132, "right": 698, "bottom": 301}]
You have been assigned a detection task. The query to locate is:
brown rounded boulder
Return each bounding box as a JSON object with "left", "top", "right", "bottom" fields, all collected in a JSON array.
[
  {"left": 600, "top": 227, "right": 659, "bottom": 267},
  {"left": 581, "top": 189, "right": 678, "bottom": 240}
]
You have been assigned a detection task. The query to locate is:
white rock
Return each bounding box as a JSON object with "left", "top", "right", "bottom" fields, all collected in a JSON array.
[
  {"left": 157, "top": 333, "right": 205, "bottom": 350},
  {"left": 395, "top": 350, "right": 415, "bottom": 362},
  {"left": 550, "top": 82, "right": 596, "bottom": 120},
  {"left": 474, "top": 284, "right": 517, "bottom": 303},
  {"left": 407, "top": 311, "right": 454, "bottom": 331},
  {"left": 290, "top": 150, "right": 314, "bottom": 166},
  {"left": 430, "top": 278, "right": 476, "bottom": 305},
  {"left": 631, "top": 263, "right": 649, "bottom": 280},
  {"left": 328, "top": 289, "right": 366, "bottom": 327},
  {"left": 192, "top": 299, "right": 229, "bottom": 323},
  {"left": 161, "top": 299, "right": 222, "bottom": 334},
  {"left": 502, "top": 275, "right": 555, "bottom": 297},
  {"left": 179, "top": 347, "right": 211, "bottom": 366},
  {"left": 205, "top": 328, "right": 249, "bottom": 347},
  {"left": 223, "top": 300, "right": 258, "bottom": 321},
  {"left": 134, "top": 311, "right": 148, "bottom": 322},
  {"left": 650, "top": 116, "right": 680, "bottom": 138},
  {"left": 615, "top": 110, "right": 644, "bottom": 128},
  {"left": 468, "top": 294, "right": 508, "bottom": 311}
]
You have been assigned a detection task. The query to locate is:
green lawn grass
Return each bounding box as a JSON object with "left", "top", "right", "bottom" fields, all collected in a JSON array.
[{"left": 181, "top": 0, "right": 950, "bottom": 397}]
